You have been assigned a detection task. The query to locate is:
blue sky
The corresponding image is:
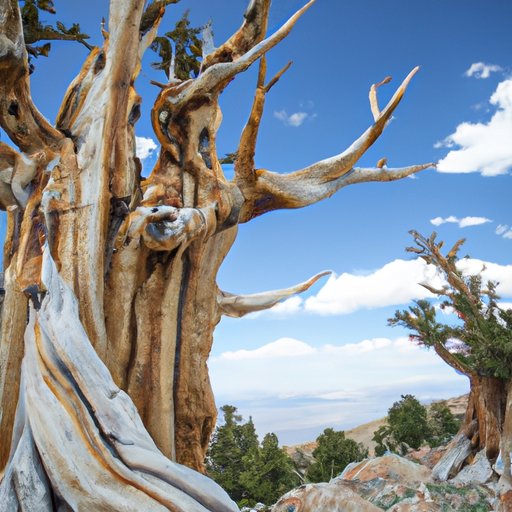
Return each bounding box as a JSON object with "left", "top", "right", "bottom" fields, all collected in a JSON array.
[{"left": 3, "top": 0, "right": 512, "bottom": 445}]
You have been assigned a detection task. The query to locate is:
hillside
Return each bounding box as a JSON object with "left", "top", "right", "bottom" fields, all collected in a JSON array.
[{"left": 285, "top": 394, "right": 468, "bottom": 461}]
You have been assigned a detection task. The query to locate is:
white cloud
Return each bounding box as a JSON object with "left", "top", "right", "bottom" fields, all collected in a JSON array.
[
  {"left": 215, "top": 337, "right": 315, "bottom": 361},
  {"left": 430, "top": 215, "right": 458, "bottom": 226},
  {"left": 274, "top": 109, "right": 310, "bottom": 127},
  {"left": 135, "top": 136, "right": 158, "bottom": 160},
  {"left": 464, "top": 62, "right": 503, "bottom": 79},
  {"left": 457, "top": 258, "right": 512, "bottom": 296},
  {"left": 430, "top": 216, "right": 492, "bottom": 228},
  {"left": 252, "top": 257, "right": 512, "bottom": 319},
  {"left": 210, "top": 336, "right": 468, "bottom": 442},
  {"left": 496, "top": 224, "right": 512, "bottom": 239},
  {"left": 304, "top": 259, "right": 444, "bottom": 315},
  {"left": 436, "top": 79, "right": 512, "bottom": 176},
  {"left": 459, "top": 216, "right": 492, "bottom": 228}
]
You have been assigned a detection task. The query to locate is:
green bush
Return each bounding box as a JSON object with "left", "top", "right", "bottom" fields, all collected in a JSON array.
[
  {"left": 306, "top": 428, "right": 368, "bottom": 482},
  {"left": 373, "top": 395, "right": 460, "bottom": 455}
]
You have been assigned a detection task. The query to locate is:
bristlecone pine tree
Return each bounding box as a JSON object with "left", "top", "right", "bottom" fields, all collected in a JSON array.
[
  {"left": 0, "top": 0, "right": 433, "bottom": 508},
  {"left": 390, "top": 231, "right": 512, "bottom": 487}
]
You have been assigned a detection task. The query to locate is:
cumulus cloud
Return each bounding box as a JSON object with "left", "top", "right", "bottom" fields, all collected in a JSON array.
[
  {"left": 496, "top": 224, "right": 512, "bottom": 239},
  {"left": 303, "top": 259, "right": 444, "bottom": 316},
  {"left": 464, "top": 62, "right": 503, "bottom": 79},
  {"left": 211, "top": 336, "right": 462, "bottom": 398},
  {"left": 135, "top": 136, "right": 158, "bottom": 160},
  {"left": 457, "top": 258, "right": 512, "bottom": 296},
  {"left": 274, "top": 109, "right": 310, "bottom": 127},
  {"left": 215, "top": 337, "right": 315, "bottom": 361},
  {"left": 436, "top": 79, "right": 512, "bottom": 176},
  {"left": 251, "top": 257, "right": 512, "bottom": 319},
  {"left": 430, "top": 216, "right": 492, "bottom": 228},
  {"left": 210, "top": 336, "right": 468, "bottom": 441}
]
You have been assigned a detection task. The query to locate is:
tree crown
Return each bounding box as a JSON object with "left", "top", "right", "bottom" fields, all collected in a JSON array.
[{"left": 389, "top": 231, "right": 512, "bottom": 379}]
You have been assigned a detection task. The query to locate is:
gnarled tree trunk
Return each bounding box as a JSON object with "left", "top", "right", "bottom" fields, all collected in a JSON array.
[
  {"left": 464, "top": 375, "right": 508, "bottom": 461},
  {"left": 0, "top": 0, "right": 431, "bottom": 507}
]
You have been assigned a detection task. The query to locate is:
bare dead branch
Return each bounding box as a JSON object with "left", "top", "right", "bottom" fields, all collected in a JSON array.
[
  {"left": 408, "top": 230, "right": 481, "bottom": 316},
  {"left": 162, "top": 0, "right": 314, "bottom": 108},
  {"left": 201, "top": 0, "right": 271, "bottom": 69},
  {"left": 0, "top": 0, "right": 63, "bottom": 153},
  {"left": 234, "top": 58, "right": 292, "bottom": 187},
  {"left": 218, "top": 270, "right": 330, "bottom": 318},
  {"left": 237, "top": 68, "right": 431, "bottom": 220},
  {"left": 369, "top": 75, "right": 392, "bottom": 121},
  {"left": 420, "top": 282, "right": 448, "bottom": 296},
  {"left": 434, "top": 342, "right": 474, "bottom": 377},
  {"left": 342, "top": 162, "right": 434, "bottom": 184},
  {"left": 264, "top": 60, "right": 292, "bottom": 93},
  {"left": 150, "top": 79, "right": 168, "bottom": 89},
  {"left": 242, "top": 162, "right": 433, "bottom": 221}
]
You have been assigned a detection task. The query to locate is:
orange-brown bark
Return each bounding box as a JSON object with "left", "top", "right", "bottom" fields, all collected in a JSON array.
[{"left": 0, "top": 0, "right": 434, "bottom": 507}]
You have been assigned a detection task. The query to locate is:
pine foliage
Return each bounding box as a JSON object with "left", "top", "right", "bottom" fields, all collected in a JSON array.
[
  {"left": 389, "top": 231, "right": 512, "bottom": 379},
  {"left": 306, "top": 428, "right": 368, "bottom": 482},
  {"left": 206, "top": 405, "right": 298, "bottom": 508}
]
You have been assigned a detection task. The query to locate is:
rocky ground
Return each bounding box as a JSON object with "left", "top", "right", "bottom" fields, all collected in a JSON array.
[
  {"left": 265, "top": 395, "right": 512, "bottom": 511},
  {"left": 273, "top": 452, "right": 505, "bottom": 511}
]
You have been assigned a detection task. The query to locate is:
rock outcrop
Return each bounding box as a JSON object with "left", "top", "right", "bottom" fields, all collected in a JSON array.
[{"left": 273, "top": 453, "right": 497, "bottom": 511}]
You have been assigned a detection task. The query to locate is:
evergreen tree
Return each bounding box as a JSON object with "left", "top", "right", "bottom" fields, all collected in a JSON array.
[
  {"left": 206, "top": 405, "right": 259, "bottom": 502},
  {"left": 388, "top": 231, "right": 512, "bottom": 464},
  {"left": 306, "top": 428, "right": 368, "bottom": 483},
  {"left": 239, "top": 433, "right": 299, "bottom": 506},
  {"left": 372, "top": 395, "right": 430, "bottom": 455},
  {"left": 387, "top": 394, "right": 430, "bottom": 451},
  {"left": 207, "top": 406, "right": 299, "bottom": 507},
  {"left": 373, "top": 395, "right": 460, "bottom": 455},
  {"left": 427, "top": 401, "right": 460, "bottom": 447}
]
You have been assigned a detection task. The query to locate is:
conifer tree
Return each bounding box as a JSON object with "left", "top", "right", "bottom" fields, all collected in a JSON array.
[
  {"left": 206, "top": 405, "right": 259, "bottom": 502},
  {"left": 373, "top": 394, "right": 430, "bottom": 455},
  {"left": 306, "top": 428, "right": 367, "bottom": 482},
  {"left": 239, "top": 433, "right": 299, "bottom": 507},
  {"left": 389, "top": 231, "right": 512, "bottom": 480}
]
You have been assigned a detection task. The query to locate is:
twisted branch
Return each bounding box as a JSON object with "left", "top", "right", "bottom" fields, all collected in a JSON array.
[
  {"left": 237, "top": 68, "right": 434, "bottom": 220},
  {"left": 218, "top": 270, "right": 329, "bottom": 318}
]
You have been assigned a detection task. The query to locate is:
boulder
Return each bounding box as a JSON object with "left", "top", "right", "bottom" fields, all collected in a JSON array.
[
  {"left": 339, "top": 454, "right": 431, "bottom": 486},
  {"left": 272, "top": 483, "right": 383, "bottom": 512},
  {"left": 272, "top": 454, "right": 495, "bottom": 511},
  {"left": 497, "top": 490, "right": 512, "bottom": 512},
  {"left": 407, "top": 446, "right": 447, "bottom": 469}
]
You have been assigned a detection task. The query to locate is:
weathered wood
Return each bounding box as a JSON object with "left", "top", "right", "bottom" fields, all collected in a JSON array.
[
  {"left": 432, "top": 432, "right": 473, "bottom": 481},
  {"left": 0, "top": 0, "right": 433, "bottom": 506},
  {"left": 0, "top": 249, "right": 238, "bottom": 511},
  {"left": 218, "top": 271, "right": 330, "bottom": 318}
]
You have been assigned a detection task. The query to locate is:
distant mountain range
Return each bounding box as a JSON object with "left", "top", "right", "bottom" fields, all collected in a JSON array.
[{"left": 284, "top": 394, "right": 468, "bottom": 459}]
